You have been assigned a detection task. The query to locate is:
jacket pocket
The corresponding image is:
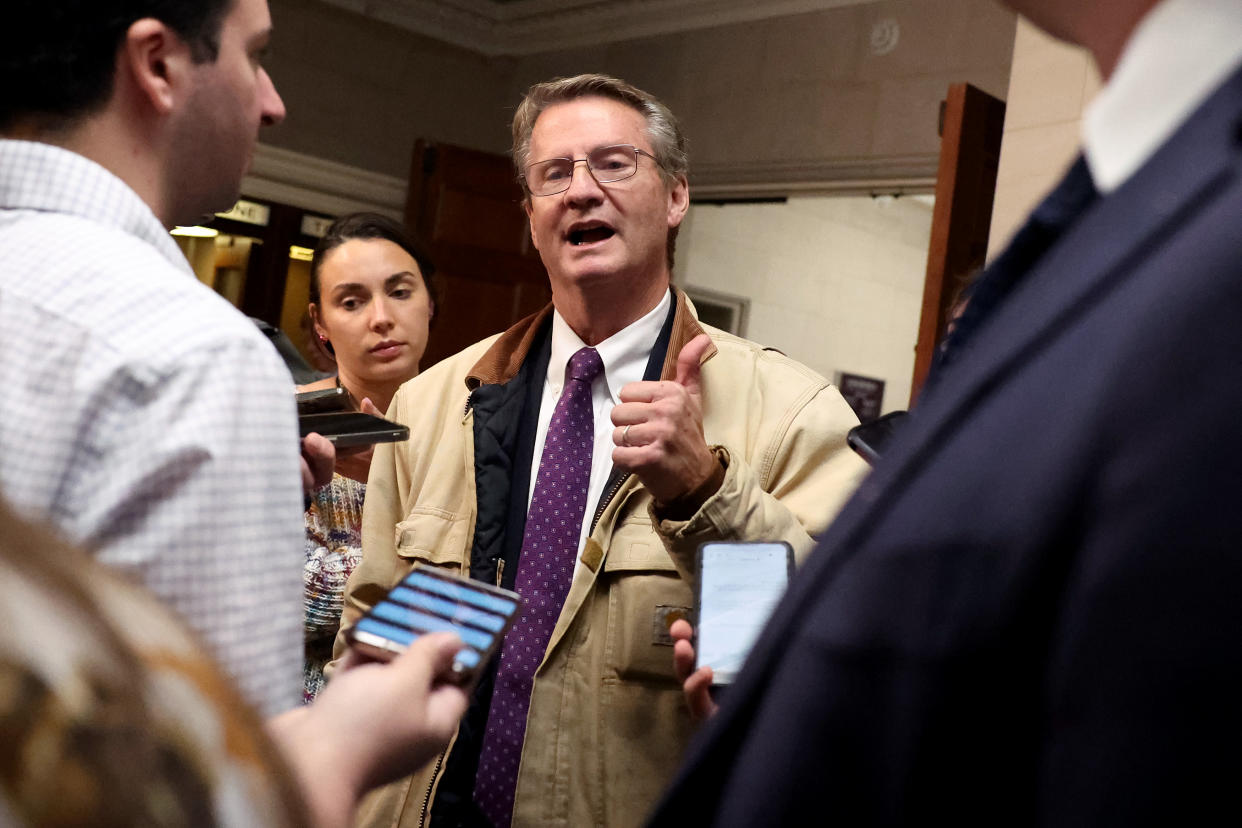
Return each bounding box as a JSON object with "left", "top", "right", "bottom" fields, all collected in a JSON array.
[
  {"left": 599, "top": 682, "right": 692, "bottom": 828},
  {"left": 393, "top": 509, "right": 468, "bottom": 573},
  {"left": 601, "top": 523, "right": 693, "bottom": 683}
]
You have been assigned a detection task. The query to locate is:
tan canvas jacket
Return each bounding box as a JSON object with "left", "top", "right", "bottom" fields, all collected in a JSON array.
[{"left": 335, "top": 290, "right": 868, "bottom": 827}]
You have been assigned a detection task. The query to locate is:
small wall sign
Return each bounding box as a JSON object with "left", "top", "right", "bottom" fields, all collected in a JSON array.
[{"left": 836, "top": 372, "right": 885, "bottom": 423}]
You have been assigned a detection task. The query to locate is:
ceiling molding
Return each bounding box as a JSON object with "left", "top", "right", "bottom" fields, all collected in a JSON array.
[
  {"left": 318, "top": 0, "right": 883, "bottom": 56},
  {"left": 241, "top": 143, "right": 934, "bottom": 218},
  {"left": 242, "top": 143, "right": 407, "bottom": 219}
]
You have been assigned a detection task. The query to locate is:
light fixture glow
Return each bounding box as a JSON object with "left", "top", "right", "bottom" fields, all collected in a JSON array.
[{"left": 171, "top": 225, "right": 219, "bottom": 238}]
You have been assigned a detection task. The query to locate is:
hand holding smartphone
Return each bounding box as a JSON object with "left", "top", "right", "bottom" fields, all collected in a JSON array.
[
  {"left": 296, "top": 387, "right": 409, "bottom": 448},
  {"left": 347, "top": 566, "right": 523, "bottom": 684},
  {"left": 694, "top": 541, "right": 793, "bottom": 686},
  {"left": 846, "top": 410, "right": 909, "bottom": 465},
  {"left": 298, "top": 411, "right": 410, "bottom": 448},
  {"left": 296, "top": 386, "right": 350, "bottom": 415}
]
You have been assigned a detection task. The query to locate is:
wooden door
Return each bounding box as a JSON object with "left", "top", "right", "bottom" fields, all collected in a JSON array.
[
  {"left": 405, "top": 141, "right": 551, "bottom": 369},
  {"left": 910, "top": 83, "right": 1006, "bottom": 403}
]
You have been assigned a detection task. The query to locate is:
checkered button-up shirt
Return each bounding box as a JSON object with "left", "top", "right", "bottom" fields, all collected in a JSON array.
[{"left": 0, "top": 139, "right": 303, "bottom": 716}]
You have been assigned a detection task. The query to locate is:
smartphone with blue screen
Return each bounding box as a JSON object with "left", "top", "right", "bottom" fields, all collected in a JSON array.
[
  {"left": 694, "top": 541, "right": 794, "bottom": 685},
  {"left": 346, "top": 565, "right": 523, "bottom": 683}
]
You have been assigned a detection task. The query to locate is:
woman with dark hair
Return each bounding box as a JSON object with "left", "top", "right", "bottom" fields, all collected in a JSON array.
[{"left": 298, "top": 212, "right": 438, "bottom": 702}]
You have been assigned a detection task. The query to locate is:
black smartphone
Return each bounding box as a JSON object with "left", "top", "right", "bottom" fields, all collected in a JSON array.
[
  {"left": 346, "top": 565, "right": 523, "bottom": 683},
  {"left": 296, "top": 386, "right": 349, "bottom": 415},
  {"left": 298, "top": 411, "right": 409, "bottom": 448},
  {"left": 694, "top": 541, "right": 794, "bottom": 685},
  {"left": 846, "top": 410, "right": 909, "bottom": 465}
]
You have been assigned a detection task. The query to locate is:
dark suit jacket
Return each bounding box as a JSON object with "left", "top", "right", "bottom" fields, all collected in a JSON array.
[{"left": 649, "top": 65, "right": 1242, "bottom": 827}]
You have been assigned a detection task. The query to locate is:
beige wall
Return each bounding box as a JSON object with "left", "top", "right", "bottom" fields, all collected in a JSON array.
[
  {"left": 988, "top": 18, "right": 1101, "bottom": 257},
  {"left": 509, "top": 0, "right": 1015, "bottom": 195},
  {"left": 676, "top": 195, "right": 932, "bottom": 412},
  {"left": 262, "top": 0, "right": 1015, "bottom": 194},
  {"left": 262, "top": 0, "right": 515, "bottom": 179}
]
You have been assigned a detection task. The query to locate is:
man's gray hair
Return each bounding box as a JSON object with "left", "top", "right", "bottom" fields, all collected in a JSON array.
[{"left": 511, "top": 73, "right": 688, "bottom": 187}]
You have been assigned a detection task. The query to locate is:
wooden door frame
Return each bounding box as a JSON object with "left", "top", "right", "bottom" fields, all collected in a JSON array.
[{"left": 910, "top": 83, "right": 1006, "bottom": 403}]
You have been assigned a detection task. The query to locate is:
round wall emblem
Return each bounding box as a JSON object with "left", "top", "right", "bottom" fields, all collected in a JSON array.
[{"left": 870, "top": 17, "right": 901, "bottom": 56}]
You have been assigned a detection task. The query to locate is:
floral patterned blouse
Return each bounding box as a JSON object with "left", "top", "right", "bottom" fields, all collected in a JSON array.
[{"left": 303, "top": 472, "right": 366, "bottom": 703}]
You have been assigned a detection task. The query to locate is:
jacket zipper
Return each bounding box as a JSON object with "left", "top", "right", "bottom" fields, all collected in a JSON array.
[
  {"left": 495, "top": 558, "right": 505, "bottom": 587},
  {"left": 420, "top": 392, "right": 471, "bottom": 828},
  {"left": 419, "top": 750, "right": 446, "bottom": 828},
  {"left": 589, "top": 471, "right": 630, "bottom": 535}
]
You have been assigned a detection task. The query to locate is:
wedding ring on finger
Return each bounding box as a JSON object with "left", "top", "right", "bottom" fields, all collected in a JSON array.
[{"left": 622, "top": 424, "right": 633, "bottom": 446}]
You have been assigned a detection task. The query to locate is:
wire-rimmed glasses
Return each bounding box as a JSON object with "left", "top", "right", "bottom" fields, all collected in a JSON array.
[{"left": 523, "top": 144, "right": 659, "bottom": 197}]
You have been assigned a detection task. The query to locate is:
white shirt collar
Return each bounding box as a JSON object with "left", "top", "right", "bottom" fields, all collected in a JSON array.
[
  {"left": 1082, "top": 0, "right": 1242, "bottom": 194},
  {"left": 547, "top": 289, "right": 671, "bottom": 400}
]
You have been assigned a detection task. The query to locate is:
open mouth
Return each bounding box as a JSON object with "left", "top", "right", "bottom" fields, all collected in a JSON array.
[{"left": 567, "top": 223, "right": 616, "bottom": 246}]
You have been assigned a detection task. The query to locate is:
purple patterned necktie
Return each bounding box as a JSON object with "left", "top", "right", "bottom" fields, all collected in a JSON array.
[{"left": 474, "top": 346, "right": 604, "bottom": 827}]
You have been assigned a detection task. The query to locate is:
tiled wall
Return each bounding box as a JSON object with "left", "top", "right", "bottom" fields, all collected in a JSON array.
[
  {"left": 988, "top": 18, "right": 1101, "bottom": 257},
  {"left": 676, "top": 195, "right": 933, "bottom": 413}
]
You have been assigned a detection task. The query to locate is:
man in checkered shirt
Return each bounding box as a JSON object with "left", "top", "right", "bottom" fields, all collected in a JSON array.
[{"left": 0, "top": 0, "right": 319, "bottom": 716}]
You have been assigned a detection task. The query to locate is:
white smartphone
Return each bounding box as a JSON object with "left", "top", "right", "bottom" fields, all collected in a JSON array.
[{"left": 693, "top": 541, "right": 794, "bottom": 685}]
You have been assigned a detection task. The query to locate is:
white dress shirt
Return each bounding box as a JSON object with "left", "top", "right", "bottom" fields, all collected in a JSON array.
[
  {"left": 529, "top": 289, "right": 671, "bottom": 570},
  {"left": 0, "top": 140, "right": 304, "bottom": 716},
  {"left": 1083, "top": 0, "right": 1242, "bottom": 194}
]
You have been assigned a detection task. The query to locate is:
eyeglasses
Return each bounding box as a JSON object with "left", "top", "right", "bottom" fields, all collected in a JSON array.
[{"left": 523, "top": 144, "right": 659, "bottom": 197}]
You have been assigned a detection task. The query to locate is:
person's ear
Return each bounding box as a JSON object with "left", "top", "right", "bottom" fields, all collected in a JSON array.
[
  {"left": 120, "top": 19, "right": 195, "bottom": 116},
  {"left": 666, "top": 174, "right": 690, "bottom": 230},
  {"left": 309, "top": 303, "right": 328, "bottom": 341}
]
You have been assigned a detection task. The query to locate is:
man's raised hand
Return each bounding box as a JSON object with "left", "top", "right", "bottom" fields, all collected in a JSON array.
[{"left": 611, "top": 334, "right": 716, "bottom": 505}]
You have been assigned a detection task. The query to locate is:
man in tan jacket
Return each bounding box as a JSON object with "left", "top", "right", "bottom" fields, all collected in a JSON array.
[{"left": 335, "top": 73, "right": 868, "bottom": 828}]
